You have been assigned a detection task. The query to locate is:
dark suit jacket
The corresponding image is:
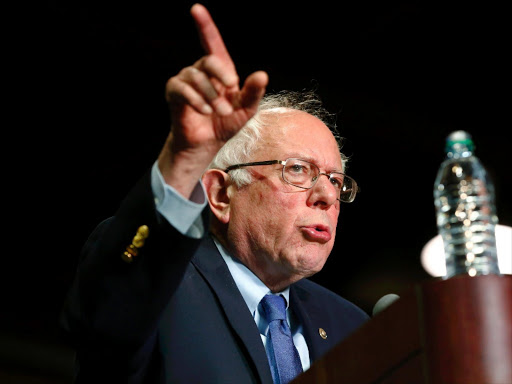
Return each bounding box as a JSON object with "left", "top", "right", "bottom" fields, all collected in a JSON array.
[{"left": 60, "top": 169, "right": 369, "bottom": 383}]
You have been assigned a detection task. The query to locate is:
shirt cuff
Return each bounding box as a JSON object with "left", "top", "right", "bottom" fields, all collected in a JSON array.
[{"left": 151, "top": 161, "right": 207, "bottom": 238}]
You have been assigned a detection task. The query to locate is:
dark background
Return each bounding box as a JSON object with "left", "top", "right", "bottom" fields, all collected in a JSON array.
[{"left": 6, "top": 1, "right": 510, "bottom": 382}]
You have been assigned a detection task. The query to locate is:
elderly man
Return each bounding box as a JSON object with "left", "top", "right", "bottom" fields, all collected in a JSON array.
[{"left": 61, "top": 4, "right": 369, "bottom": 383}]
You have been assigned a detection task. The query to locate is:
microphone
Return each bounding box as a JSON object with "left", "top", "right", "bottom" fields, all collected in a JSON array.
[{"left": 372, "top": 294, "right": 400, "bottom": 317}]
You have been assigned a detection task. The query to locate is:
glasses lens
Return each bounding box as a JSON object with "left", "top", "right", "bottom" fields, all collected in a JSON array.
[
  {"left": 339, "top": 177, "right": 355, "bottom": 202},
  {"left": 283, "top": 158, "right": 318, "bottom": 187},
  {"left": 283, "top": 158, "right": 357, "bottom": 202}
]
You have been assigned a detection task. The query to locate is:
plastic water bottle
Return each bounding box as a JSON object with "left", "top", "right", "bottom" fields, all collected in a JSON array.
[{"left": 433, "top": 130, "right": 501, "bottom": 279}]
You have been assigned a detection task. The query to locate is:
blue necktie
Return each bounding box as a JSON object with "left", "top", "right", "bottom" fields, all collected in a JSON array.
[{"left": 260, "top": 294, "right": 303, "bottom": 384}]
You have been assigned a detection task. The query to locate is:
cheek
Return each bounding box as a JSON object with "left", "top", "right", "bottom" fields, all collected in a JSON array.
[
  {"left": 239, "top": 182, "right": 306, "bottom": 236},
  {"left": 240, "top": 190, "right": 283, "bottom": 229},
  {"left": 251, "top": 182, "right": 292, "bottom": 216},
  {"left": 249, "top": 195, "right": 298, "bottom": 245},
  {"left": 330, "top": 209, "right": 340, "bottom": 225},
  {"left": 277, "top": 188, "right": 304, "bottom": 209}
]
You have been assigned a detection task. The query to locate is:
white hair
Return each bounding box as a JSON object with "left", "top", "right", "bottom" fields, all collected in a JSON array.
[{"left": 208, "top": 89, "right": 346, "bottom": 187}]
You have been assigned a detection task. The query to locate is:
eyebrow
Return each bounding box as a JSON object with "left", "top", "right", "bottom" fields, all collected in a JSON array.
[{"left": 286, "top": 154, "right": 344, "bottom": 173}]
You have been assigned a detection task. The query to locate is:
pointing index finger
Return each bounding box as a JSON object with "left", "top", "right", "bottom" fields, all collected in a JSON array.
[{"left": 191, "top": 4, "right": 234, "bottom": 65}]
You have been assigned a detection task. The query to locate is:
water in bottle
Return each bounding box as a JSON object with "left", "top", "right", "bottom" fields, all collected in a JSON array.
[{"left": 433, "top": 130, "right": 501, "bottom": 279}]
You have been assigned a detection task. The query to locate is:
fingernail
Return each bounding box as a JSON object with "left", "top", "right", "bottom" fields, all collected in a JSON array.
[
  {"left": 202, "top": 104, "right": 213, "bottom": 114},
  {"left": 215, "top": 101, "right": 233, "bottom": 116}
]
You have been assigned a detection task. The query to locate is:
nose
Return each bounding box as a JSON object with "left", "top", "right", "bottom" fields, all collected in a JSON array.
[{"left": 307, "top": 173, "right": 339, "bottom": 209}]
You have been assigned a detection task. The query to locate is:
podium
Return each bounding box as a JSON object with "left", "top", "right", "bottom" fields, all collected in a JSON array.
[{"left": 293, "top": 274, "right": 512, "bottom": 384}]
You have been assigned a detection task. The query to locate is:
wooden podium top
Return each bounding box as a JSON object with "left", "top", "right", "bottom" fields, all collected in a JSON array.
[{"left": 293, "top": 274, "right": 512, "bottom": 384}]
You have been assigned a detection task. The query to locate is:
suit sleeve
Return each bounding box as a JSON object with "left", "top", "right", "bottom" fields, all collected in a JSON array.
[{"left": 60, "top": 168, "right": 209, "bottom": 382}]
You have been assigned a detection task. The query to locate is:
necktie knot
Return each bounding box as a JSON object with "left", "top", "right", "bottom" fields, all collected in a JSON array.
[{"left": 261, "top": 294, "right": 287, "bottom": 323}]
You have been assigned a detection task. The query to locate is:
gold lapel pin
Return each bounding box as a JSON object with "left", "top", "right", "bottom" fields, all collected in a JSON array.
[{"left": 122, "top": 225, "right": 150, "bottom": 263}]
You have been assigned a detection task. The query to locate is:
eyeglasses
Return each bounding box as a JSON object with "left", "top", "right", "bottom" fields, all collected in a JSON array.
[{"left": 224, "top": 158, "right": 359, "bottom": 203}]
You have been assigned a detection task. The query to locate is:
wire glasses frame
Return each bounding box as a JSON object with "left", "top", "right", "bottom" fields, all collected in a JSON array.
[{"left": 224, "top": 158, "right": 359, "bottom": 203}]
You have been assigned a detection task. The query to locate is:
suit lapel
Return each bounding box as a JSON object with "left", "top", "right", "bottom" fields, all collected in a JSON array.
[
  {"left": 290, "top": 283, "right": 332, "bottom": 363},
  {"left": 192, "top": 236, "right": 273, "bottom": 384}
]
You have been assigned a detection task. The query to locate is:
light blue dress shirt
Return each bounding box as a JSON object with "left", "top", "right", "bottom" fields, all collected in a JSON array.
[{"left": 150, "top": 161, "right": 311, "bottom": 371}]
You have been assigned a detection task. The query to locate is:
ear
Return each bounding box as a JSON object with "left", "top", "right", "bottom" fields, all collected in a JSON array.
[{"left": 202, "top": 169, "right": 232, "bottom": 224}]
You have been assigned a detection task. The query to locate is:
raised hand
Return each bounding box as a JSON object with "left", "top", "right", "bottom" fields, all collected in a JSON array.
[{"left": 159, "top": 4, "right": 268, "bottom": 198}]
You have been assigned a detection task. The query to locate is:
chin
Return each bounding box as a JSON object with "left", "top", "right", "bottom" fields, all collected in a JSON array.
[{"left": 295, "top": 253, "right": 329, "bottom": 277}]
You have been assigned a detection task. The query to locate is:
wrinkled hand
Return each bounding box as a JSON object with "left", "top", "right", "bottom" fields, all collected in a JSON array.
[
  {"left": 165, "top": 3, "right": 268, "bottom": 154},
  {"left": 158, "top": 4, "right": 267, "bottom": 197}
]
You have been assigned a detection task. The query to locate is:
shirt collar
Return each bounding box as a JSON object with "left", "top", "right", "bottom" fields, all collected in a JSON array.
[{"left": 212, "top": 236, "right": 290, "bottom": 317}]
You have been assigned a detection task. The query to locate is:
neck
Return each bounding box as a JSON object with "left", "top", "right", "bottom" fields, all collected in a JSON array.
[{"left": 212, "top": 229, "right": 303, "bottom": 293}]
